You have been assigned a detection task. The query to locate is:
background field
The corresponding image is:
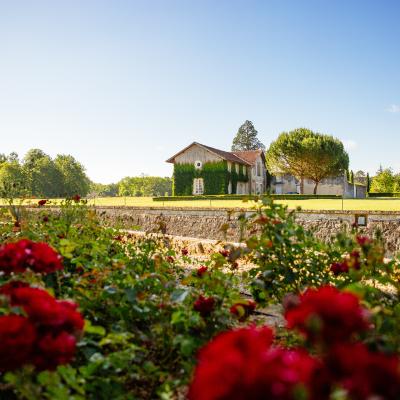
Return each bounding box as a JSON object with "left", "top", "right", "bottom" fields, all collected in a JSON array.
[{"left": 12, "top": 197, "right": 400, "bottom": 211}]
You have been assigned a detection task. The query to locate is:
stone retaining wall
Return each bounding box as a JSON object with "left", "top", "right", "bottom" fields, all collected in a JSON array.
[{"left": 95, "top": 206, "right": 400, "bottom": 254}]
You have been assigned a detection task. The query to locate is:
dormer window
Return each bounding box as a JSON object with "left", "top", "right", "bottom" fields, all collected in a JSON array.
[{"left": 194, "top": 160, "right": 203, "bottom": 169}]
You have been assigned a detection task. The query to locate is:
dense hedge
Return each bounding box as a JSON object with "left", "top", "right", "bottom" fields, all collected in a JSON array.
[
  {"left": 173, "top": 162, "right": 248, "bottom": 196},
  {"left": 368, "top": 192, "right": 400, "bottom": 198},
  {"left": 153, "top": 194, "right": 342, "bottom": 201}
]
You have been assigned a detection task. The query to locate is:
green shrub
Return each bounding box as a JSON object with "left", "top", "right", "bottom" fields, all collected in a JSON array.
[
  {"left": 153, "top": 194, "right": 341, "bottom": 202},
  {"left": 368, "top": 192, "right": 400, "bottom": 198}
]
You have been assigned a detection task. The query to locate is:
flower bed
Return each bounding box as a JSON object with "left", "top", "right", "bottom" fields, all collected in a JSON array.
[{"left": 0, "top": 197, "right": 398, "bottom": 399}]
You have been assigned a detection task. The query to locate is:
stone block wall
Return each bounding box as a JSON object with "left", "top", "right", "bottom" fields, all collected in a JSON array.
[{"left": 95, "top": 206, "right": 400, "bottom": 255}]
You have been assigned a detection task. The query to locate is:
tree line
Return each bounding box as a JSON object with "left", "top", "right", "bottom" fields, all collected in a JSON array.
[
  {"left": 89, "top": 176, "right": 172, "bottom": 197},
  {"left": 231, "top": 120, "right": 397, "bottom": 194},
  {"left": 0, "top": 149, "right": 173, "bottom": 198},
  {"left": 0, "top": 149, "right": 90, "bottom": 198},
  {"left": 231, "top": 122, "right": 349, "bottom": 194}
]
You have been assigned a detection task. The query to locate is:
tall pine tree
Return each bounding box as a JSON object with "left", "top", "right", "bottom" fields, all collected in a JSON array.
[{"left": 231, "top": 120, "right": 265, "bottom": 151}]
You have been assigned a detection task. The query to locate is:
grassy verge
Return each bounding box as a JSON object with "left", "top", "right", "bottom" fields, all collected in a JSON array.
[{"left": 8, "top": 197, "right": 400, "bottom": 211}]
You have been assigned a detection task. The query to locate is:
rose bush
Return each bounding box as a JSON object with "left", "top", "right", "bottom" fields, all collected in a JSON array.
[{"left": 0, "top": 198, "right": 398, "bottom": 399}]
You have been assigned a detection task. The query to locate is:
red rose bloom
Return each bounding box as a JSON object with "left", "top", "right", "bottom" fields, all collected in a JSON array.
[
  {"left": 329, "top": 343, "right": 400, "bottom": 400},
  {"left": 27, "top": 241, "right": 63, "bottom": 273},
  {"left": 193, "top": 295, "right": 215, "bottom": 317},
  {"left": 189, "top": 326, "right": 323, "bottom": 400},
  {"left": 0, "top": 241, "right": 29, "bottom": 274},
  {"left": 0, "top": 280, "right": 30, "bottom": 297},
  {"left": 196, "top": 266, "right": 208, "bottom": 277},
  {"left": 285, "top": 286, "right": 370, "bottom": 344},
  {"left": 181, "top": 248, "right": 189, "bottom": 256},
  {"left": 230, "top": 300, "right": 257, "bottom": 322},
  {"left": 0, "top": 315, "right": 37, "bottom": 371},
  {"left": 0, "top": 239, "right": 63, "bottom": 275},
  {"left": 33, "top": 332, "right": 77, "bottom": 371},
  {"left": 38, "top": 199, "right": 47, "bottom": 206},
  {"left": 330, "top": 261, "right": 349, "bottom": 275},
  {"left": 219, "top": 249, "right": 229, "bottom": 258},
  {"left": 166, "top": 256, "right": 175, "bottom": 263},
  {"left": 356, "top": 235, "right": 372, "bottom": 247},
  {"left": 72, "top": 194, "right": 81, "bottom": 202},
  {"left": 0, "top": 283, "right": 84, "bottom": 371},
  {"left": 349, "top": 250, "right": 361, "bottom": 270},
  {"left": 10, "top": 287, "right": 84, "bottom": 334}
]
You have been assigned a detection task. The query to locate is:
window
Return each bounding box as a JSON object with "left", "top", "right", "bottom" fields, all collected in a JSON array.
[
  {"left": 257, "top": 162, "right": 261, "bottom": 177},
  {"left": 193, "top": 178, "right": 204, "bottom": 195},
  {"left": 235, "top": 163, "right": 239, "bottom": 174},
  {"left": 227, "top": 162, "right": 231, "bottom": 172},
  {"left": 194, "top": 160, "right": 202, "bottom": 170}
]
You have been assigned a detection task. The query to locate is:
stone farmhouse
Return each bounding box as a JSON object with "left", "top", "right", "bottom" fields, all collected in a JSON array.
[
  {"left": 166, "top": 142, "right": 267, "bottom": 195},
  {"left": 167, "top": 142, "right": 366, "bottom": 198}
]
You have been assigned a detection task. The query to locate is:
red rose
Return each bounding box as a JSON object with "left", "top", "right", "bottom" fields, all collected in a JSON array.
[
  {"left": 285, "top": 286, "right": 370, "bottom": 344},
  {"left": 188, "top": 326, "right": 322, "bottom": 400},
  {"left": 0, "top": 315, "right": 37, "bottom": 371},
  {"left": 166, "top": 256, "right": 175, "bottom": 263},
  {"left": 10, "top": 287, "right": 84, "bottom": 334},
  {"left": 330, "top": 261, "right": 349, "bottom": 275},
  {"left": 38, "top": 199, "right": 47, "bottom": 206},
  {"left": 181, "top": 248, "right": 189, "bottom": 256},
  {"left": 230, "top": 300, "right": 256, "bottom": 321},
  {"left": 196, "top": 266, "right": 208, "bottom": 277},
  {"left": 219, "top": 249, "right": 229, "bottom": 258},
  {"left": 0, "top": 239, "right": 63, "bottom": 275},
  {"left": 193, "top": 295, "right": 215, "bottom": 317},
  {"left": 0, "top": 280, "right": 30, "bottom": 297},
  {"left": 0, "top": 283, "right": 84, "bottom": 371},
  {"left": 72, "top": 194, "right": 81, "bottom": 202},
  {"left": 329, "top": 343, "right": 400, "bottom": 399},
  {"left": 57, "top": 300, "right": 85, "bottom": 333},
  {"left": 356, "top": 235, "right": 372, "bottom": 247},
  {"left": 33, "top": 332, "right": 77, "bottom": 371},
  {"left": 0, "top": 241, "right": 28, "bottom": 274},
  {"left": 349, "top": 250, "right": 361, "bottom": 270}
]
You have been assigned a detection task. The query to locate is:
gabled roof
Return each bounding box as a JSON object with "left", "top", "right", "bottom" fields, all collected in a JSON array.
[
  {"left": 166, "top": 142, "right": 252, "bottom": 165},
  {"left": 232, "top": 150, "right": 265, "bottom": 166}
]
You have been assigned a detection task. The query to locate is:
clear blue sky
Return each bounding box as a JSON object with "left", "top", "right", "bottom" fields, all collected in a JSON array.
[{"left": 0, "top": 0, "right": 399, "bottom": 183}]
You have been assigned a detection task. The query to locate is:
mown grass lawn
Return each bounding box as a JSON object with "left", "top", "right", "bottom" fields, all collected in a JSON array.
[
  {"left": 7, "top": 196, "right": 400, "bottom": 211},
  {"left": 83, "top": 197, "right": 400, "bottom": 211}
]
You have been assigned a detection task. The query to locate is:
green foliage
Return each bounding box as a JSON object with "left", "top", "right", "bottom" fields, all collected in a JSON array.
[
  {"left": 23, "top": 150, "right": 64, "bottom": 197},
  {"left": 173, "top": 162, "right": 248, "bottom": 196},
  {"left": 370, "top": 168, "right": 400, "bottom": 193},
  {"left": 0, "top": 200, "right": 244, "bottom": 399},
  {"left": 118, "top": 176, "right": 172, "bottom": 197},
  {"left": 153, "top": 194, "right": 341, "bottom": 201},
  {"left": 368, "top": 192, "right": 400, "bottom": 197},
  {"left": 0, "top": 196, "right": 400, "bottom": 397},
  {"left": 231, "top": 120, "right": 265, "bottom": 151},
  {"left": 173, "top": 164, "right": 197, "bottom": 195},
  {"left": 349, "top": 170, "right": 354, "bottom": 184},
  {"left": 0, "top": 150, "right": 90, "bottom": 198},
  {"left": 0, "top": 161, "right": 27, "bottom": 198},
  {"left": 54, "top": 155, "right": 90, "bottom": 197},
  {"left": 266, "top": 128, "right": 349, "bottom": 194},
  {"left": 202, "top": 162, "right": 229, "bottom": 194},
  {"left": 89, "top": 182, "right": 119, "bottom": 197}
]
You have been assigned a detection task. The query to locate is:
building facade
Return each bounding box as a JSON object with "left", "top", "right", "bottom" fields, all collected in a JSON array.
[
  {"left": 167, "top": 142, "right": 366, "bottom": 198},
  {"left": 166, "top": 142, "right": 267, "bottom": 195},
  {"left": 271, "top": 173, "right": 366, "bottom": 198}
]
